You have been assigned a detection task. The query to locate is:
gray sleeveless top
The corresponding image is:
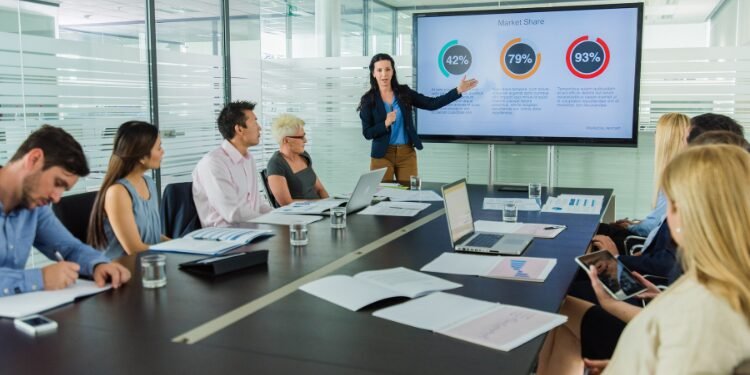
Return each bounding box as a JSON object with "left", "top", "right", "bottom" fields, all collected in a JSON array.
[
  {"left": 266, "top": 151, "right": 321, "bottom": 200},
  {"left": 103, "top": 176, "right": 161, "bottom": 259}
]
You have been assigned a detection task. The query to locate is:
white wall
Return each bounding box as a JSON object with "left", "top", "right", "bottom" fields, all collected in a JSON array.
[{"left": 643, "top": 22, "right": 708, "bottom": 48}]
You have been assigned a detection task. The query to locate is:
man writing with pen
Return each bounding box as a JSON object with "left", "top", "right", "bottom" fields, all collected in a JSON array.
[{"left": 0, "top": 125, "right": 130, "bottom": 296}]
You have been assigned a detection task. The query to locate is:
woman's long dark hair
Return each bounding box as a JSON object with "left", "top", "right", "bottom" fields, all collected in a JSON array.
[
  {"left": 88, "top": 121, "right": 159, "bottom": 249},
  {"left": 357, "top": 53, "right": 411, "bottom": 111}
]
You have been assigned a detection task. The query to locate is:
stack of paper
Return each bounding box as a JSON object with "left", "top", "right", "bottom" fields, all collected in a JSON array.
[
  {"left": 474, "top": 220, "right": 566, "bottom": 239},
  {"left": 373, "top": 292, "right": 567, "bottom": 352},
  {"left": 359, "top": 202, "right": 431, "bottom": 217},
  {"left": 250, "top": 212, "right": 323, "bottom": 225},
  {"left": 375, "top": 188, "right": 444, "bottom": 202},
  {"left": 483, "top": 198, "right": 541, "bottom": 211},
  {"left": 150, "top": 227, "right": 274, "bottom": 255},
  {"left": 275, "top": 199, "right": 347, "bottom": 214},
  {"left": 298, "top": 267, "right": 461, "bottom": 311},
  {"left": 0, "top": 280, "right": 111, "bottom": 318},
  {"left": 421, "top": 252, "right": 557, "bottom": 282},
  {"left": 542, "top": 194, "right": 603, "bottom": 215}
]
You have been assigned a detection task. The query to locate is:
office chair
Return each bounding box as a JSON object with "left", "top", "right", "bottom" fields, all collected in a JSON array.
[
  {"left": 624, "top": 235, "right": 647, "bottom": 255},
  {"left": 259, "top": 168, "right": 280, "bottom": 208},
  {"left": 161, "top": 181, "right": 201, "bottom": 238},
  {"left": 52, "top": 191, "right": 98, "bottom": 244}
]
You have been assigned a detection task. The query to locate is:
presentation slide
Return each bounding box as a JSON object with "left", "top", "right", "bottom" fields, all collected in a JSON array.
[{"left": 415, "top": 5, "right": 642, "bottom": 145}]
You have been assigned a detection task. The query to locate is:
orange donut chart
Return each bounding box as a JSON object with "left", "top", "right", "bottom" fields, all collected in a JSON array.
[{"left": 500, "top": 38, "right": 542, "bottom": 80}]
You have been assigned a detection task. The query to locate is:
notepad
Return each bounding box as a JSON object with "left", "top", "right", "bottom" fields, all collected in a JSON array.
[
  {"left": 421, "top": 252, "right": 557, "bottom": 282},
  {"left": 298, "top": 267, "right": 462, "bottom": 311},
  {"left": 373, "top": 292, "right": 567, "bottom": 352},
  {"left": 359, "top": 202, "right": 431, "bottom": 217},
  {"left": 0, "top": 280, "right": 111, "bottom": 318},
  {"left": 149, "top": 227, "right": 274, "bottom": 255},
  {"left": 474, "top": 220, "right": 566, "bottom": 239}
]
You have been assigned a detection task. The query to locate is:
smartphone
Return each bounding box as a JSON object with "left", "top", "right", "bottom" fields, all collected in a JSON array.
[
  {"left": 14, "top": 314, "right": 58, "bottom": 336},
  {"left": 575, "top": 250, "right": 647, "bottom": 300}
]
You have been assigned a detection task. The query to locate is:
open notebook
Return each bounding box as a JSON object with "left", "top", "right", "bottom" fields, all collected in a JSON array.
[
  {"left": 373, "top": 292, "right": 567, "bottom": 352},
  {"left": 298, "top": 267, "right": 461, "bottom": 311},
  {"left": 0, "top": 280, "right": 111, "bottom": 318},
  {"left": 149, "top": 227, "right": 274, "bottom": 255}
]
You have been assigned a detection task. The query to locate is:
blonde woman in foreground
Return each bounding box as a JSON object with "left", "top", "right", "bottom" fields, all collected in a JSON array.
[{"left": 590, "top": 144, "right": 750, "bottom": 374}]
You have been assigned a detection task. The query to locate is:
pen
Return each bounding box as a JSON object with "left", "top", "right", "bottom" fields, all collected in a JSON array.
[
  {"left": 544, "top": 225, "right": 566, "bottom": 230},
  {"left": 54, "top": 251, "right": 64, "bottom": 262}
]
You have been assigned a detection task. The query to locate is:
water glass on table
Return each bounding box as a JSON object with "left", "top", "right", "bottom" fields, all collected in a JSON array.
[
  {"left": 330, "top": 207, "right": 347, "bottom": 229},
  {"left": 503, "top": 202, "right": 518, "bottom": 223},
  {"left": 290, "top": 223, "right": 309, "bottom": 246},
  {"left": 141, "top": 254, "right": 167, "bottom": 289}
]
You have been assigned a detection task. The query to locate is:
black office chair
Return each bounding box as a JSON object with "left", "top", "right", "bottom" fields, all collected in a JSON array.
[
  {"left": 161, "top": 181, "right": 201, "bottom": 238},
  {"left": 52, "top": 191, "right": 98, "bottom": 243},
  {"left": 259, "top": 168, "right": 280, "bottom": 208}
]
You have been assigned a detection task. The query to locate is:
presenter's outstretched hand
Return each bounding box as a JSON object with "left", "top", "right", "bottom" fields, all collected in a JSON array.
[
  {"left": 385, "top": 110, "right": 397, "bottom": 128},
  {"left": 457, "top": 75, "right": 479, "bottom": 94}
]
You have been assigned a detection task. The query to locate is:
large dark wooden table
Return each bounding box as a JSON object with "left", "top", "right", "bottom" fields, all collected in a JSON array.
[{"left": 1, "top": 184, "right": 612, "bottom": 374}]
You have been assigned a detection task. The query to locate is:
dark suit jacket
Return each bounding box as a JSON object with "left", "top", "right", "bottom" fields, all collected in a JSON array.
[
  {"left": 618, "top": 219, "right": 677, "bottom": 278},
  {"left": 359, "top": 86, "right": 461, "bottom": 158}
]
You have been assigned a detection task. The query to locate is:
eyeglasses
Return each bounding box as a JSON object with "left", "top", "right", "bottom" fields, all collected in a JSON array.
[{"left": 286, "top": 134, "right": 306, "bottom": 140}]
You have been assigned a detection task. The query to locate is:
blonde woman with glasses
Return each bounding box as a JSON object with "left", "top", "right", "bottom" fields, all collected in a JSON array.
[
  {"left": 588, "top": 144, "right": 750, "bottom": 374},
  {"left": 267, "top": 114, "right": 329, "bottom": 206}
]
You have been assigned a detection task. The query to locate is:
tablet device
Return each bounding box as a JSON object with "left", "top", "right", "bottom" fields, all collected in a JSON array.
[{"left": 575, "top": 250, "right": 647, "bottom": 300}]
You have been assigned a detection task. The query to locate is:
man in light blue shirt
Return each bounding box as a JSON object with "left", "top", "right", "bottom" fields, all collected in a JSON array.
[{"left": 0, "top": 125, "right": 130, "bottom": 296}]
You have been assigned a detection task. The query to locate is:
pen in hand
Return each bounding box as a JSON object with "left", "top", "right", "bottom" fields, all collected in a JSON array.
[{"left": 55, "top": 251, "right": 65, "bottom": 262}]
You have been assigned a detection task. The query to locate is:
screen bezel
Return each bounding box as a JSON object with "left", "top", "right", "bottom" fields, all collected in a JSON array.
[{"left": 412, "top": 2, "right": 643, "bottom": 147}]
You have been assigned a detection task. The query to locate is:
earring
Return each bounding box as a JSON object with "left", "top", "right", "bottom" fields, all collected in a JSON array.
[{"left": 675, "top": 227, "right": 682, "bottom": 233}]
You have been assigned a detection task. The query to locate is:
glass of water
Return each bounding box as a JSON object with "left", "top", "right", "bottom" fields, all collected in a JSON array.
[
  {"left": 141, "top": 254, "right": 167, "bottom": 289},
  {"left": 409, "top": 175, "right": 422, "bottom": 191},
  {"left": 290, "top": 223, "right": 309, "bottom": 246},
  {"left": 330, "top": 207, "right": 347, "bottom": 229},
  {"left": 503, "top": 202, "right": 518, "bottom": 223},
  {"left": 528, "top": 182, "right": 543, "bottom": 207}
]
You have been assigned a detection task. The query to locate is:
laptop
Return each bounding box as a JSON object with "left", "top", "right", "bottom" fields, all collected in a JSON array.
[
  {"left": 277, "top": 168, "right": 387, "bottom": 215},
  {"left": 441, "top": 179, "right": 533, "bottom": 255}
]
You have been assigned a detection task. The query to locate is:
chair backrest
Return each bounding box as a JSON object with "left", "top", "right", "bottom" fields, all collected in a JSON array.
[
  {"left": 259, "top": 168, "right": 280, "bottom": 208},
  {"left": 52, "top": 191, "right": 98, "bottom": 243},
  {"left": 735, "top": 358, "right": 750, "bottom": 375},
  {"left": 161, "top": 181, "right": 201, "bottom": 238}
]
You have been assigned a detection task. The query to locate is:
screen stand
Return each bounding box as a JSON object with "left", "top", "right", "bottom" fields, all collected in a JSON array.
[
  {"left": 546, "top": 145, "right": 557, "bottom": 195},
  {"left": 487, "top": 144, "right": 495, "bottom": 191}
]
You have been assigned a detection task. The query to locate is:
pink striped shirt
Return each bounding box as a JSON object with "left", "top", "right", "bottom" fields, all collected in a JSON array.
[{"left": 192, "top": 140, "right": 272, "bottom": 227}]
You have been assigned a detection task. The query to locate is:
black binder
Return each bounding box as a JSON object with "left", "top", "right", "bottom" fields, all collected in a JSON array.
[{"left": 179, "top": 250, "right": 268, "bottom": 277}]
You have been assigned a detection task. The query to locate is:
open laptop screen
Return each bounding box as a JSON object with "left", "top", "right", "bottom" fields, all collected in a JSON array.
[{"left": 442, "top": 180, "right": 474, "bottom": 245}]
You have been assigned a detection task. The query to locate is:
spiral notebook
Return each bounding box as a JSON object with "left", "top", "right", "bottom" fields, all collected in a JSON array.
[{"left": 149, "top": 227, "right": 274, "bottom": 255}]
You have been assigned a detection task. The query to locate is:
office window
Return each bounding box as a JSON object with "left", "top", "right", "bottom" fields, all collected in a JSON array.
[
  {"left": 0, "top": 0, "right": 151, "bottom": 194},
  {"left": 155, "top": 0, "right": 226, "bottom": 187}
]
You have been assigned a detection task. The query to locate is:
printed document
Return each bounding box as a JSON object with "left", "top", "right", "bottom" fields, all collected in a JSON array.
[
  {"left": 0, "top": 280, "right": 111, "bottom": 318},
  {"left": 483, "top": 198, "right": 541, "bottom": 211},
  {"left": 421, "top": 252, "right": 557, "bottom": 282},
  {"left": 299, "top": 267, "right": 461, "bottom": 311},
  {"left": 474, "top": 220, "right": 565, "bottom": 239},
  {"left": 359, "top": 202, "right": 431, "bottom": 217},
  {"left": 150, "top": 227, "right": 274, "bottom": 255},
  {"left": 542, "top": 194, "right": 603, "bottom": 215},
  {"left": 374, "top": 292, "right": 567, "bottom": 352}
]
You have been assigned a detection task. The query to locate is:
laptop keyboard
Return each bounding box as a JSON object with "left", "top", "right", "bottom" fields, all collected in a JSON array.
[{"left": 465, "top": 233, "right": 503, "bottom": 247}]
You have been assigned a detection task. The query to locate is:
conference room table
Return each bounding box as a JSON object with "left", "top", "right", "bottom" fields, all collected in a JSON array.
[{"left": 2, "top": 183, "right": 613, "bottom": 374}]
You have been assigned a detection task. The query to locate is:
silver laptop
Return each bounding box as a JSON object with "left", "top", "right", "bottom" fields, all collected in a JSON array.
[
  {"left": 275, "top": 168, "right": 386, "bottom": 215},
  {"left": 340, "top": 167, "right": 387, "bottom": 214},
  {"left": 441, "top": 179, "right": 533, "bottom": 255}
]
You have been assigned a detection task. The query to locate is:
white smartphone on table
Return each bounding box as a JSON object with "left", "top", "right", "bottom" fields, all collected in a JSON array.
[
  {"left": 575, "top": 250, "right": 647, "bottom": 300},
  {"left": 14, "top": 314, "right": 58, "bottom": 336}
]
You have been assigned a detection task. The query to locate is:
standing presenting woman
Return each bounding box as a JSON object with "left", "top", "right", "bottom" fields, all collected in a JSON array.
[
  {"left": 358, "top": 53, "right": 478, "bottom": 185},
  {"left": 88, "top": 121, "right": 167, "bottom": 259}
]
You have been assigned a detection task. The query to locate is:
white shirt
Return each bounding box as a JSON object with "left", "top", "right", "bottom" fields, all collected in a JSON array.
[
  {"left": 192, "top": 140, "right": 272, "bottom": 227},
  {"left": 605, "top": 275, "right": 750, "bottom": 374}
]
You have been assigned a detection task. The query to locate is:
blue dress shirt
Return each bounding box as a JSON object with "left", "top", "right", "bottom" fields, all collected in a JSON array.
[
  {"left": 0, "top": 203, "right": 110, "bottom": 296},
  {"left": 628, "top": 191, "right": 667, "bottom": 237},
  {"left": 386, "top": 98, "right": 407, "bottom": 145}
]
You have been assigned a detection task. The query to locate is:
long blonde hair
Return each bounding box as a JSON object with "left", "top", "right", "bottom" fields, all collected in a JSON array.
[
  {"left": 661, "top": 145, "right": 750, "bottom": 323},
  {"left": 652, "top": 113, "right": 690, "bottom": 207}
]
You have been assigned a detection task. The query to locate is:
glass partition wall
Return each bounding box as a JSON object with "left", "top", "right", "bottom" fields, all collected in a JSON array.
[{"left": 1, "top": 0, "right": 748, "bottom": 220}]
